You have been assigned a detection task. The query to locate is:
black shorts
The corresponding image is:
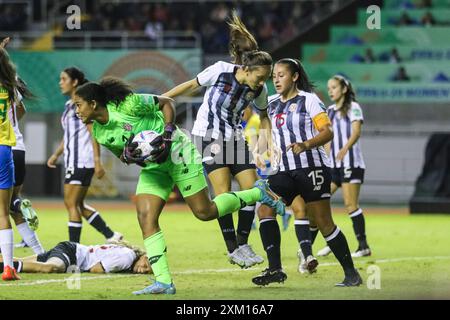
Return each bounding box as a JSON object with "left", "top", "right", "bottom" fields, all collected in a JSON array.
[
  {"left": 12, "top": 150, "right": 26, "bottom": 187},
  {"left": 64, "top": 167, "right": 95, "bottom": 186},
  {"left": 37, "top": 241, "right": 77, "bottom": 272},
  {"left": 193, "top": 135, "right": 255, "bottom": 176},
  {"left": 331, "top": 167, "right": 365, "bottom": 187},
  {"left": 268, "top": 167, "right": 332, "bottom": 205}
]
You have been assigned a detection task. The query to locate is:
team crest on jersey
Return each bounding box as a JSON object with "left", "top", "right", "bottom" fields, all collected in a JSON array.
[
  {"left": 245, "top": 91, "right": 255, "bottom": 101},
  {"left": 288, "top": 103, "right": 298, "bottom": 113},
  {"left": 211, "top": 143, "right": 221, "bottom": 155},
  {"left": 123, "top": 123, "right": 133, "bottom": 131}
]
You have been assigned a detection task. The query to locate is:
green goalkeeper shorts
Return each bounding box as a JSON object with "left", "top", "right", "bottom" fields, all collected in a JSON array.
[{"left": 136, "top": 133, "right": 207, "bottom": 201}]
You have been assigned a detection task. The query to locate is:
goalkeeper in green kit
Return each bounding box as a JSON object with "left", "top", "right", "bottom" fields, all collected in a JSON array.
[{"left": 73, "top": 77, "right": 285, "bottom": 295}]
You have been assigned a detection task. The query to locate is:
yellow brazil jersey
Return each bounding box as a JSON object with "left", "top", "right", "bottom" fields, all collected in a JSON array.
[{"left": 0, "top": 86, "right": 16, "bottom": 146}]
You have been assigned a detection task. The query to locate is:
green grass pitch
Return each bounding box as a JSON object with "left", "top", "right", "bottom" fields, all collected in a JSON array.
[{"left": 1, "top": 202, "right": 449, "bottom": 300}]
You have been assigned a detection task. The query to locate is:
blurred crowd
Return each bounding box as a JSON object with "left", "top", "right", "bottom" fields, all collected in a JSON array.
[{"left": 0, "top": 1, "right": 333, "bottom": 53}]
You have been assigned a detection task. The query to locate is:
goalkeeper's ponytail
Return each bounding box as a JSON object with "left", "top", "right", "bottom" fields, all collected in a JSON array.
[{"left": 75, "top": 76, "right": 133, "bottom": 108}]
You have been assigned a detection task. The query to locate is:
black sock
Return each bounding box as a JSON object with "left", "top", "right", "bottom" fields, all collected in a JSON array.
[
  {"left": 68, "top": 221, "right": 82, "bottom": 243},
  {"left": 218, "top": 214, "right": 238, "bottom": 253},
  {"left": 259, "top": 218, "right": 281, "bottom": 271},
  {"left": 325, "top": 226, "right": 356, "bottom": 276},
  {"left": 236, "top": 205, "right": 255, "bottom": 246},
  {"left": 0, "top": 261, "right": 23, "bottom": 272},
  {"left": 86, "top": 212, "right": 114, "bottom": 239},
  {"left": 349, "top": 208, "right": 368, "bottom": 249},
  {"left": 310, "top": 225, "right": 319, "bottom": 245},
  {"left": 10, "top": 196, "right": 21, "bottom": 214},
  {"left": 294, "top": 219, "right": 313, "bottom": 257}
]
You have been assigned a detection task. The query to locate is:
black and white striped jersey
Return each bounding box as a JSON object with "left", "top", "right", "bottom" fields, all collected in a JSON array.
[
  {"left": 9, "top": 89, "right": 25, "bottom": 151},
  {"left": 192, "top": 61, "right": 268, "bottom": 141},
  {"left": 61, "top": 100, "right": 94, "bottom": 169},
  {"left": 327, "top": 101, "right": 365, "bottom": 169},
  {"left": 268, "top": 91, "right": 331, "bottom": 171}
]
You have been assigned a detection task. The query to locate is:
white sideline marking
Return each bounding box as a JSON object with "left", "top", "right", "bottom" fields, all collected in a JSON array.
[
  {"left": 0, "top": 274, "right": 141, "bottom": 287},
  {"left": 1, "top": 255, "right": 449, "bottom": 287}
]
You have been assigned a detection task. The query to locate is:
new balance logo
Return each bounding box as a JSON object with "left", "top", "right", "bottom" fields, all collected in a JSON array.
[
  {"left": 148, "top": 254, "right": 163, "bottom": 265},
  {"left": 184, "top": 185, "right": 192, "bottom": 191},
  {"left": 313, "top": 186, "right": 322, "bottom": 191}
]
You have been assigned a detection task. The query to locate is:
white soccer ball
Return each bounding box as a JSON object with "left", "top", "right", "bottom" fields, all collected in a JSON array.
[{"left": 132, "top": 130, "right": 161, "bottom": 162}]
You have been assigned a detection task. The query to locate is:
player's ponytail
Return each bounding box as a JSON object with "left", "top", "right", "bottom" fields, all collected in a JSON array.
[
  {"left": 227, "top": 10, "right": 272, "bottom": 69},
  {"left": 75, "top": 76, "right": 133, "bottom": 108},
  {"left": 276, "top": 58, "right": 315, "bottom": 93},
  {"left": 332, "top": 75, "right": 357, "bottom": 116},
  {"left": 64, "top": 66, "right": 89, "bottom": 87},
  {"left": 228, "top": 10, "right": 259, "bottom": 65}
]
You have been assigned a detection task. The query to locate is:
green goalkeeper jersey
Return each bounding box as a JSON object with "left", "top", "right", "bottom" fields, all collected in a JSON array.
[{"left": 92, "top": 93, "right": 165, "bottom": 167}]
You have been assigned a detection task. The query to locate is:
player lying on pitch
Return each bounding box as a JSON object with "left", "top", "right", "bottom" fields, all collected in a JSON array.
[{"left": 0, "top": 240, "right": 152, "bottom": 274}]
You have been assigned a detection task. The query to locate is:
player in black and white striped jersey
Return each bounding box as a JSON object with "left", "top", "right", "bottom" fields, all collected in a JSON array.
[
  {"left": 47, "top": 67, "right": 122, "bottom": 244},
  {"left": 252, "top": 59, "right": 362, "bottom": 287},
  {"left": 317, "top": 75, "right": 371, "bottom": 258},
  {"left": 163, "top": 12, "right": 271, "bottom": 269}
]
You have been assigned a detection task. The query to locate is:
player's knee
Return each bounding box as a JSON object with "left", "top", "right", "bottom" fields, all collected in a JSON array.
[
  {"left": 257, "top": 204, "right": 275, "bottom": 219},
  {"left": 192, "top": 204, "right": 216, "bottom": 221},
  {"left": 345, "top": 203, "right": 358, "bottom": 213},
  {"left": 318, "top": 222, "right": 335, "bottom": 236},
  {"left": 64, "top": 198, "right": 77, "bottom": 211}
]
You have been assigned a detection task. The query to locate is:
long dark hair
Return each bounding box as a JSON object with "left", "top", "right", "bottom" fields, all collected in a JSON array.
[
  {"left": 75, "top": 76, "right": 133, "bottom": 107},
  {"left": 0, "top": 47, "right": 19, "bottom": 100},
  {"left": 331, "top": 75, "right": 357, "bottom": 116},
  {"left": 16, "top": 76, "right": 35, "bottom": 100},
  {"left": 227, "top": 10, "right": 272, "bottom": 68},
  {"left": 63, "top": 66, "right": 89, "bottom": 87},
  {"left": 276, "top": 58, "right": 315, "bottom": 93}
]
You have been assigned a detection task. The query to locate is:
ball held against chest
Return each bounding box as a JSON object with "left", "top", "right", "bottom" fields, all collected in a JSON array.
[{"left": 132, "top": 130, "right": 162, "bottom": 162}]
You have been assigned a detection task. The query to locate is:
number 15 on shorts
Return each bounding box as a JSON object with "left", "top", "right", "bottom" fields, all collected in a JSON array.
[{"left": 308, "top": 170, "right": 324, "bottom": 191}]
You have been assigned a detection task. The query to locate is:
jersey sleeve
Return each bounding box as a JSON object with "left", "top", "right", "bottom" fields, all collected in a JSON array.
[
  {"left": 349, "top": 102, "right": 364, "bottom": 123},
  {"left": 196, "top": 61, "right": 226, "bottom": 87},
  {"left": 119, "top": 94, "right": 160, "bottom": 117},
  {"left": 306, "top": 94, "right": 331, "bottom": 130},
  {"left": 252, "top": 84, "right": 268, "bottom": 111},
  {"left": 101, "top": 249, "right": 136, "bottom": 273}
]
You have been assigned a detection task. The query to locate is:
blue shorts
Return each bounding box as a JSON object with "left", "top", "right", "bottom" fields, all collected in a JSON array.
[{"left": 0, "top": 145, "right": 15, "bottom": 189}]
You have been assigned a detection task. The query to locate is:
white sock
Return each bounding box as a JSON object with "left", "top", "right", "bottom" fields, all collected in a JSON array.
[
  {"left": 16, "top": 222, "right": 45, "bottom": 254},
  {"left": 0, "top": 229, "right": 14, "bottom": 268}
]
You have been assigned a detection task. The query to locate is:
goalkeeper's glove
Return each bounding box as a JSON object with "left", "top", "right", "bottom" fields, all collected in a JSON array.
[{"left": 149, "top": 123, "right": 176, "bottom": 164}]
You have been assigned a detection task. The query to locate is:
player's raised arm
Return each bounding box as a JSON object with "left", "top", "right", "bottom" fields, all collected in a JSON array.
[
  {"left": 162, "top": 78, "right": 200, "bottom": 99},
  {"left": 155, "top": 95, "right": 175, "bottom": 124}
]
